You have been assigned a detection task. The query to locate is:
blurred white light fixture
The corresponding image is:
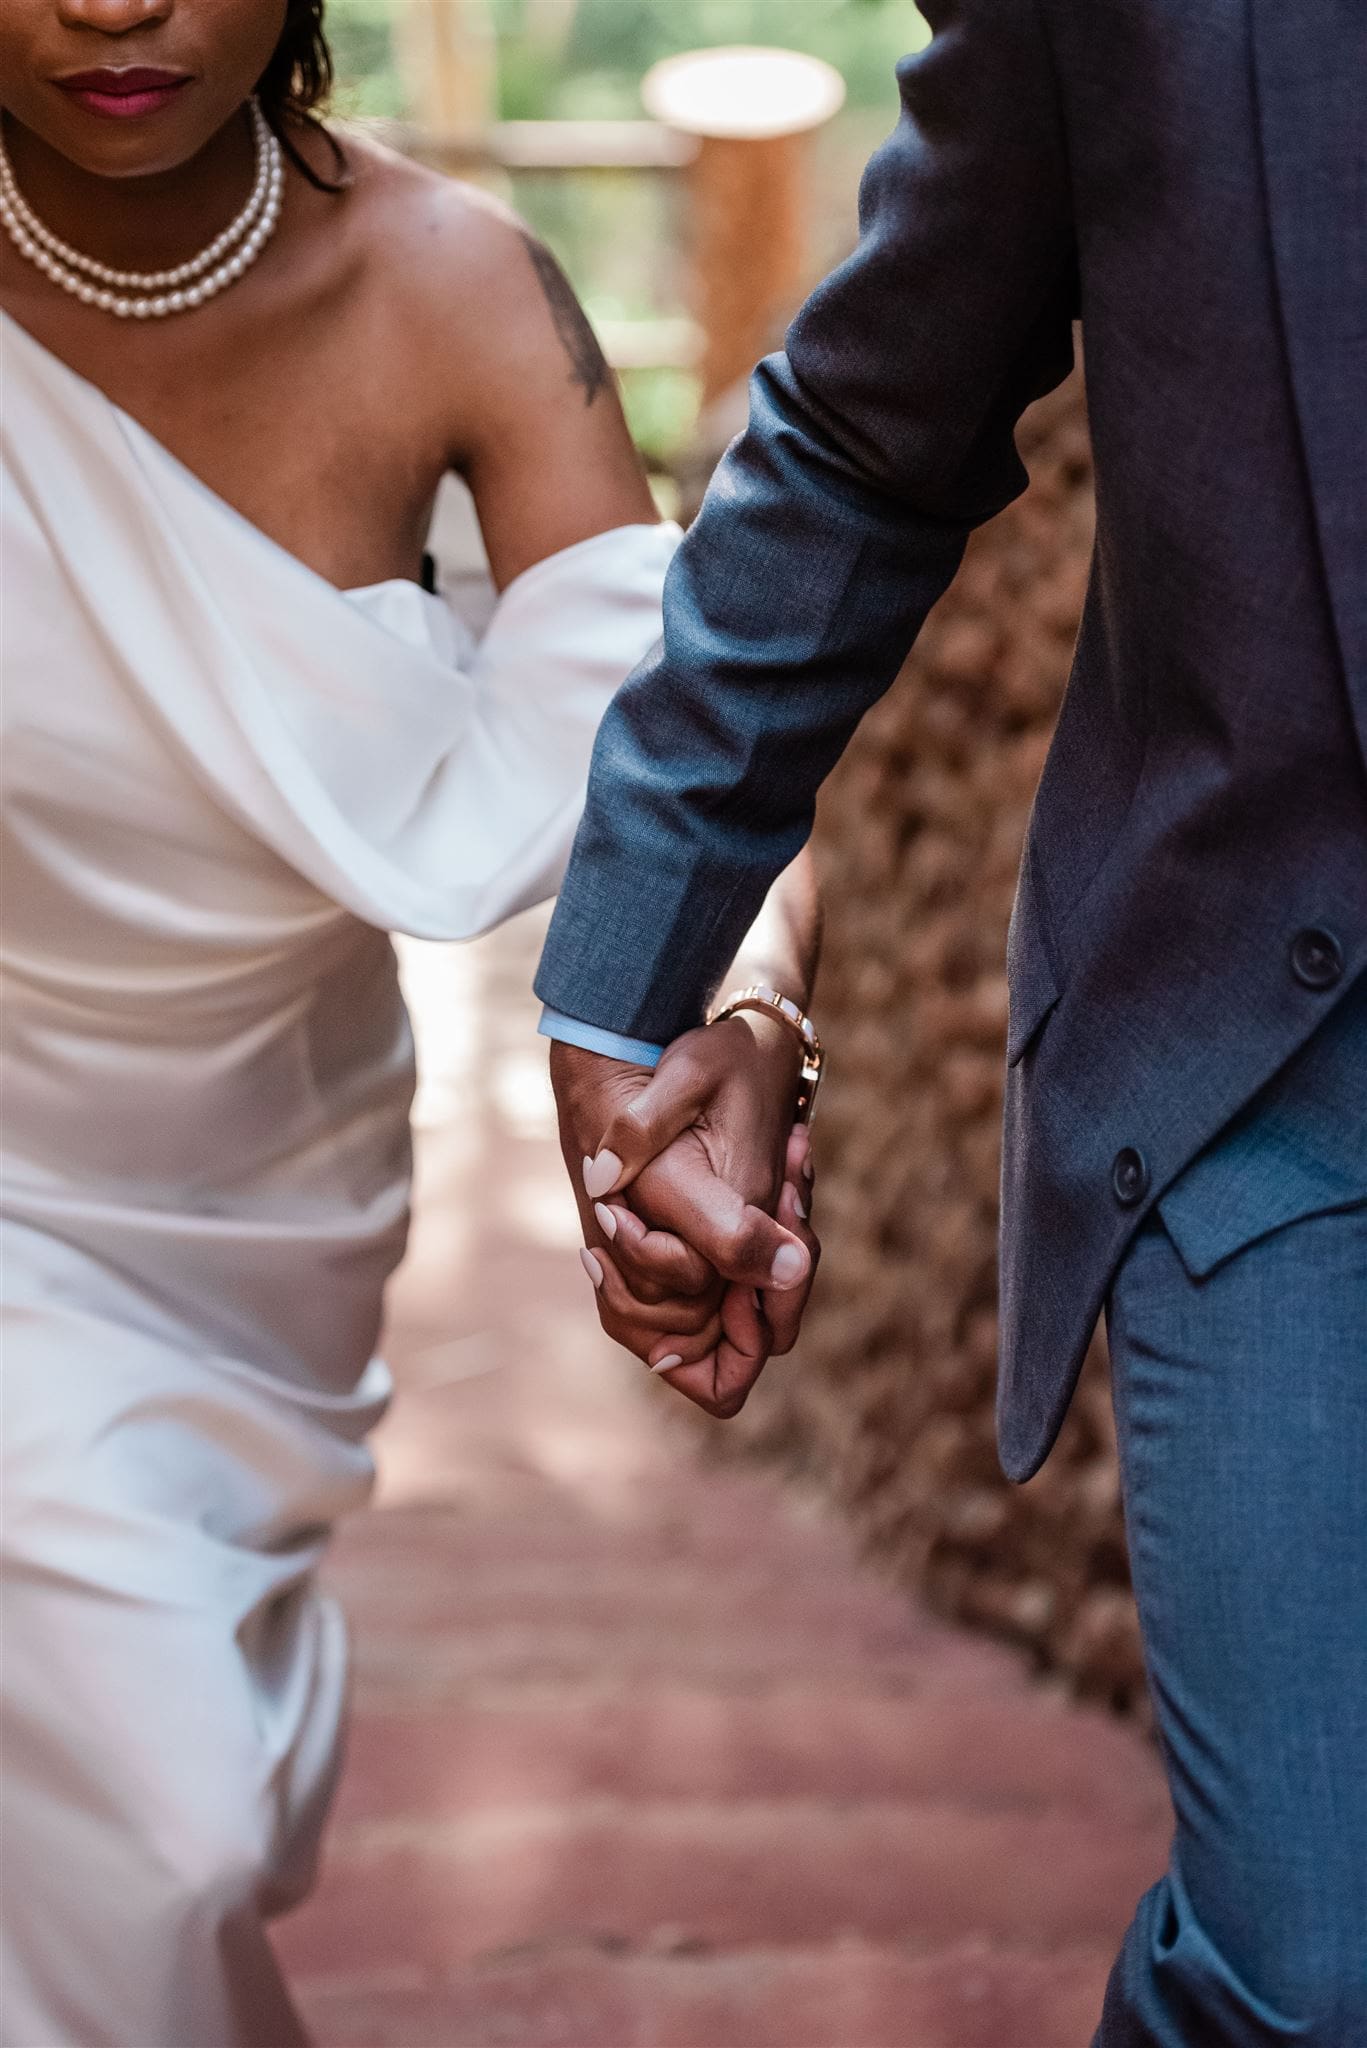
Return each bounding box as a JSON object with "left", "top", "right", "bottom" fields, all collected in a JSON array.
[{"left": 642, "top": 45, "right": 847, "bottom": 143}]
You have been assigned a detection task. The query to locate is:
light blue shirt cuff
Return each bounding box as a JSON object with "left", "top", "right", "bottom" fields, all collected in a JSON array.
[{"left": 538, "top": 1007, "right": 665, "bottom": 1069}]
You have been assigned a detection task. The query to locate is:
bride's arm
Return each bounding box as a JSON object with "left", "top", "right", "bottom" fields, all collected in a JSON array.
[{"left": 404, "top": 183, "right": 660, "bottom": 586}]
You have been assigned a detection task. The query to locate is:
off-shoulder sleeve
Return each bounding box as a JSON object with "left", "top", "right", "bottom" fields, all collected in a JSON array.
[
  {"left": 233, "top": 516, "right": 680, "bottom": 940},
  {"left": 368, "top": 521, "right": 681, "bottom": 940}
]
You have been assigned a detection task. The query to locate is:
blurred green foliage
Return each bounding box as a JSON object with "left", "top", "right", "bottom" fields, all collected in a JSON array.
[
  {"left": 495, "top": 1, "right": 928, "bottom": 119},
  {"left": 325, "top": 0, "right": 407, "bottom": 117},
  {"left": 327, "top": 0, "right": 928, "bottom": 127},
  {"left": 619, "top": 367, "right": 700, "bottom": 479}
]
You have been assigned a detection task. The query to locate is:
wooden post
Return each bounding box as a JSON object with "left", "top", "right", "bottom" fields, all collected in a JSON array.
[
  {"left": 642, "top": 47, "right": 845, "bottom": 409},
  {"left": 392, "top": 0, "right": 497, "bottom": 133}
]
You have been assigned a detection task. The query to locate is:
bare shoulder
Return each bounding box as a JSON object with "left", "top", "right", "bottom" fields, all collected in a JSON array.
[
  {"left": 314, "top": 123, "right": 652, "bottom": 584},
  {"left": 339, "top": 130, "right": 538, "bottom": 304},
  {"left": 335, "top": 130, "right": 613, "bottom": 450}
]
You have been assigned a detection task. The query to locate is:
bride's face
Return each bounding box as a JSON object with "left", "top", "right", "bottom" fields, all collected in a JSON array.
[{"left": 0, "top": 0, "right": 288, "bottom": 179}]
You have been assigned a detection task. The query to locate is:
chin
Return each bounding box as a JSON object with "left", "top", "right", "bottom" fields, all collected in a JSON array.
[{"left": 33, "top": 87, "right": 224, "bottom": 183}]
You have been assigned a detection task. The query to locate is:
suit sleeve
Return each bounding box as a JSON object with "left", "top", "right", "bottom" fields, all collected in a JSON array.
[{"left": 535, "top": 0, "right": 1078, "bottom": 1044}]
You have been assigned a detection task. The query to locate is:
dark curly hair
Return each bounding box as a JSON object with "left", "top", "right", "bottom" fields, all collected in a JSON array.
[{"left": 255, "top": 0, "right": 349, "bottom": 191}]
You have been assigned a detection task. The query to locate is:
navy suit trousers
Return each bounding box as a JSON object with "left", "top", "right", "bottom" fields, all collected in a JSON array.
[{"left": 1097, "top": 984, "right": 1367, "bottom": 2045}]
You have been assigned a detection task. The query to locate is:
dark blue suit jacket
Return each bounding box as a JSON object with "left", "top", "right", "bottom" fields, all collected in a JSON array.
[{"left": 537, "top": 0, "right": 1367, "bottom": 1478}]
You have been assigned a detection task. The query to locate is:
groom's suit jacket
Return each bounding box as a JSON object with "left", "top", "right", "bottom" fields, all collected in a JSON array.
[{"left": 537, "top": 0, "right": 1367, "bottom": 1479}]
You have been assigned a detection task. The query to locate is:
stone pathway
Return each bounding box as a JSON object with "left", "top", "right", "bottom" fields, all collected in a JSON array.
[{"left": 273, "top": 913, "right": 1170, "bottom": 2048}]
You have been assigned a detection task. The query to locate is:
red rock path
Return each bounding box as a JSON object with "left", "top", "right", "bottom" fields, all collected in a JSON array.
[{"left": 274, "top": 913, "right": 1170, "bottom": 2048}]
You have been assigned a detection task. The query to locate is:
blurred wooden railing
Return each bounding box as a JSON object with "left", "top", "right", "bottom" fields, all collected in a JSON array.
[
  {"left": 370, "top": 117, "right": 701, "bottom": 373},
  {"left": 379, "top": 119, "right": 696, "bottom": 175}
]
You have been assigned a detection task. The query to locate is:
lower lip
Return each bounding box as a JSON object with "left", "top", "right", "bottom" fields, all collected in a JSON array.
[{"left": 60, "top": 82, "right": 188, "bottom": 120}]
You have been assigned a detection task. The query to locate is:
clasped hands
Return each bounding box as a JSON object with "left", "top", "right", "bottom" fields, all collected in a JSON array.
[{"left": 550, "top": 1014, "right": 820, "bottom": 1418}]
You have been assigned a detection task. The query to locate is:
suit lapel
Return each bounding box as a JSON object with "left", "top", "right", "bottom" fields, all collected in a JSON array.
[{"left": 1250, "top": 0, "right": 1367, "bottom": 731}]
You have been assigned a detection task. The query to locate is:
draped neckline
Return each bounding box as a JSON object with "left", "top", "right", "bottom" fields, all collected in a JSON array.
[
  {"left": 2, "top": 308, "right": 668, "bottom": 660},
  {"left": 0, "top": 307, "right": 440, "bottom": 606},
  {"left": 4, "top": 299, "right": 681, "bottom": 942}
]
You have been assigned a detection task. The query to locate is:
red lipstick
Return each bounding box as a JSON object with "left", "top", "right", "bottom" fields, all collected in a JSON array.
[{"left": 56, "top": 67, "right": 191, "bottom": 120}]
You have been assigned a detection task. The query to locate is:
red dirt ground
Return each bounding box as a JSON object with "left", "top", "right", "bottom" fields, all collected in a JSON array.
[{"left": 273, "top": 914, "right": 1169, "bottom": 2048}]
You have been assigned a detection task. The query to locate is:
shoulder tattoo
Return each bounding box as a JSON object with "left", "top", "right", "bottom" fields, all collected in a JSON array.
[{"left": 522, "top": 234, "right": 611, "bottom": 407}]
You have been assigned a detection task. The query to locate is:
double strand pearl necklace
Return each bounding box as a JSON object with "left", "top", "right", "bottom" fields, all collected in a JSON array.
[{"left": 0, "top": 97, "right": 283, "bottom": 319}]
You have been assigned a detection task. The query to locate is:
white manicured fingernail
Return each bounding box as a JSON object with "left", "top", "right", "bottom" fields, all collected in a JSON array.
[
  {"left": 594, "top": 1202, "right": 618, "bottom": 1240},
  {"left": 793, "top": 1194, "right": 808, "bottom": 1221},
  {"left": 651, "top": 1354, "right": 684, "bottom": 1375},
  {"left": 584, "top": 1150, "right": 622, "bottom": 1200},
  {"left": 770, "top": 1243, "right": 807, "bottom": 1289},
  {"left": 580, "top": 1248, "right": 605, "bottom": 1289},
  {"left": 802, "top": 1156, "right": 815, "bottom": 1183}
]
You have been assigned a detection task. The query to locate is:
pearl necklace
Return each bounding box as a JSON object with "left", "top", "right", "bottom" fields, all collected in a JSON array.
[{"left": 0, "top": 98, "right": 283, "bottom": 319}]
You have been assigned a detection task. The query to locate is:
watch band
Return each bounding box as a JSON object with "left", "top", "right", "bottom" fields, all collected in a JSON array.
[{"left": 707, "top": 983, "right": 825, "bottom": 1124}]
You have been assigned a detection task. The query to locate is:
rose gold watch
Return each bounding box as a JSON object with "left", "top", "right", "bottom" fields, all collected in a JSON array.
[{"left": 707, "top": 983, "right": 825, "bottom": 1124}]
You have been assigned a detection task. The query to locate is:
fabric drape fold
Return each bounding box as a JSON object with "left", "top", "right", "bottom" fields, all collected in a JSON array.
[{"left": 3, "top": 309, "right": 678, "bottom": 942}]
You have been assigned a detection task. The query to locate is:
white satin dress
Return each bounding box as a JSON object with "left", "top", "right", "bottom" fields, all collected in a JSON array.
[{"left": 0, "top": 309, "right": 678, "bottom": 2048}]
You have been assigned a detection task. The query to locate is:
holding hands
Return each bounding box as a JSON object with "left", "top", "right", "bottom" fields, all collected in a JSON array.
[
  {"left": 551, "top": 1026, "right": 819, "bottom": 1417},
  {"left": 549, "top": 860, "right": 824, "bottom": 1417}
]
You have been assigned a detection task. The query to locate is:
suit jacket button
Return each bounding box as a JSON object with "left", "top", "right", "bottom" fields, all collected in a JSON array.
[
  {"left": 1290, "top": 927, "right": 1345, "bottom": 991},
  {"left": 1112, "top": 1147, "right": 1150, "bottom": 1207}
]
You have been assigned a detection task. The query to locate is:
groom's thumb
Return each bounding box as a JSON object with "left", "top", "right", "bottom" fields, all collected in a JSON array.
[{"left": 638, "top": 1153, "right": 810, "bottom": 1294}]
